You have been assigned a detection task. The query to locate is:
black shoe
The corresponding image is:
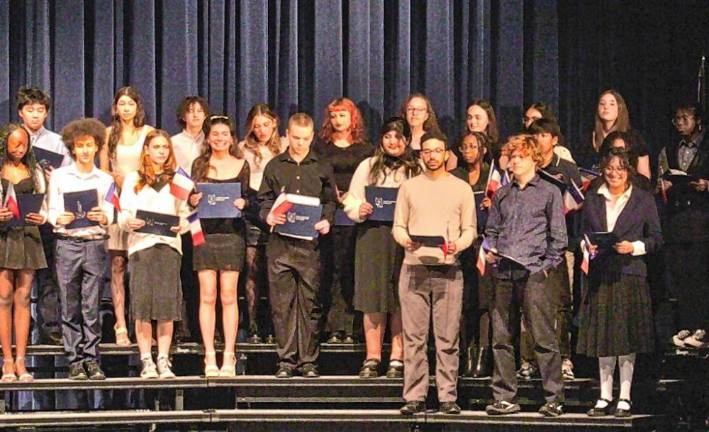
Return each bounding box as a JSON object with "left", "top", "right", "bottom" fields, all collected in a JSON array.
[
  {"left": 341, "top": 335, "right": 354, "bottom": 344},
  {"left": 84, "top": 360, "right": 106, "bottom": 380},
  {"left": 400, "top": 401, "right": 426, "bottom": 415},
  {"left": 68, "top": 362, "right": 88, "bottom": 380},
  {"left": 614, "top": 399, "right": 632, "bottom": 418},
  {"left": 472, "top": 346, "right": 492, "bottom": 378},
  {"left": 386, "top": 360, "right": 404, "bottom": 378},
  {"left": 300, "top": 363, "right": 320, "bottom": 378},
  {"left": 359, "top": 359, "right": 380, "bottom": 378},
  {"left": 587, "top": 399, "right": 614, "bottom": 417},
  {"left": 439, "top": 401, "right": 461, "bottom": 414},
  {"left": 486, "top": 400, "right": 521, "bottom": 415},
  {"left": 539, "top": 400, "right": 564, "bottom": 417},
  {"left": 47, "top": 330, "right": 63, "bottom": 345},
  {"left": 326, "top": 334, "right": 342, "bottom": 344},
  {"left": 275, "top": 365, "right": 294, "bottom": 379}
]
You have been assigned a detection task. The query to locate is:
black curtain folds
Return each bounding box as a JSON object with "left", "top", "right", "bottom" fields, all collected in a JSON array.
[{"left": 2, "top": 0, "right": 708, "bottom": 161}]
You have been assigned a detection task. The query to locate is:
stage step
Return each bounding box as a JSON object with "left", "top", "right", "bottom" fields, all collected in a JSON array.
[{"left": 0, "top": 408, "right": 661, "bottom": 430}]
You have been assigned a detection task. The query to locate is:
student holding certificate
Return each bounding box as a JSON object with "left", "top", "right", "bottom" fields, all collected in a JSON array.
[
  {"left": 188, "top": 116, "right": 249, "bottom": 377},
  {"left": 258, "top": 113, "right": 337, "bottom": 379},
  {"left": 577, "top": 149, "right": 662, "bottom": 417},
  {"left": 118, "top": 130, "right": 190, "bottom": 379},
  {"left": 0, "top": 124, "right": 47, "bottom": 382},
  {"left": 344, "top": 117, "right": 420, "bottom": 379}
]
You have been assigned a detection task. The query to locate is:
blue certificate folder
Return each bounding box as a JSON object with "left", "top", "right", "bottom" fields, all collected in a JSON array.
[
  {"left": 32, "top": 147, "right": 65, "bottom": 170},
  {"left": 64, "top": 189, "right": 98, "bottom": 229},
  {"left": 135, "top": 209, "right": 180, "bottom": 237},
  {"left": 196, "top": 182, "right": 241, "bottom": 219},
  {"left": 8, "top": 194, "right": 44, "bottom": 227},
  {"left": 474, "top": 191, "right": 488, "bottom": 231},
  {"left": 273, "top": 194, "right": 323, "bottom": 241},
  {"left": 365, "top": 186, "right": 398, "bottom": 222}
]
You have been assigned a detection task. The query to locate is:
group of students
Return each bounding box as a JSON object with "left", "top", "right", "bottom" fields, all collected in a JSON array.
[{"left": 0, "top": 85, "right": 707, "bottom": 418}]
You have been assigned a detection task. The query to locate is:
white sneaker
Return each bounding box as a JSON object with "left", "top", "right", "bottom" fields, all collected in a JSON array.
[
  {"left": 683, "top": 329, "right": 708, "bottom": 349},
  {"left": 140, "top": 358, "right": 158, "bottom": 379},
  {"left": 156, "top": 355, "right": 176, "bottom": 379},
  {"left": 672, "top": 329, "right": 692, "bottom": 348}
]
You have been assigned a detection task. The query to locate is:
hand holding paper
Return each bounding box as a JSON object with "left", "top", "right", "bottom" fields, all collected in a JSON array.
[
  {"left": 87, "top": 207, "right": 107, "bottom": 225},
  {"left": 0, "top": 208, "right": 12, "bottom": 222},
  {"left": 359, "top": 202, "right": 373, "bottom": 219},
  {"left": 613, "top": 240, "right": 635, "bottom": 255},
  {"left": 25, "top": 213, "right": 45, "bottom": 225},
  {"left": 56, "top": 212, "right": 75, "bottom": 226},
  {"left": 234, "top": 198, "right": 246, "bottom": 210},
  {"left": 314, "top": 219, "right": 330, "bottom": 235},
  {"left": 189, "top": 192, "right": 203, "bottom": 207},
  {"left": 127, "top": 218, "right": 146, "bottom": 230}
]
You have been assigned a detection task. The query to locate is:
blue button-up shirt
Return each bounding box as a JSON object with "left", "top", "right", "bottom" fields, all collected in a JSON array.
[{"left": 484, "top": 174, "right": 567, "bottom": 274}]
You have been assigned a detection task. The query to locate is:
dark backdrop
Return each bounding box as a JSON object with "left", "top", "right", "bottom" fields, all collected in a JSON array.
[{"left": 2, "top": 0, "right": 708, "bottom": 171}]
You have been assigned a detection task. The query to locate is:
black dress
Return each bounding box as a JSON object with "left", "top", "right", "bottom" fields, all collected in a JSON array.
[{"left": 0, "top": 178, "right": 47, "bottom": 270}]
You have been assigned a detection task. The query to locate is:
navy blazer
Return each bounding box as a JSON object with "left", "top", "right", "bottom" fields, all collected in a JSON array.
[{"left": 582, "top": 186, "right": 663, "bottom": 279}]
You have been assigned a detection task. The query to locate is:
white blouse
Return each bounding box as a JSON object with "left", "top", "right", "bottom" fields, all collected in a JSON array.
[{"left": 596, "top": 184, "right": 645, "bottom": 256}]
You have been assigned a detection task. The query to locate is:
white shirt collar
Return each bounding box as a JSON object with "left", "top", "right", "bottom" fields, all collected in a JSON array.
[{"left": 597, "top": 183, "right": 633, "bottom": 201}]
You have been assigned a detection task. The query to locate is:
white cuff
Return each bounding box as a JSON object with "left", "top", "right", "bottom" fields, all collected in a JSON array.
[{"left": 630, "top": 240, "right": 646, "bottom": 256}]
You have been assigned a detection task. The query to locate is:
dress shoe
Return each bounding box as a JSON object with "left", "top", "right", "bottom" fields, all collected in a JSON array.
[
  {"left": 400, "top": 401, "right": 426, "bottom": 415},
  {"left": 68, "top": 362, "right": 88, "bottom": 380},
  {"left": 538, "top": 400, "right": 564, "bottom": 417},
  {"left": 439, "top": 401, "right": 461, "bottom": 414},
  {"left": 275, "top": 365, "right": 294, "bottom": 378},
  {"left": 614, "top": 399, "right": 632, "bottom": 418},
  {"left": 472, "top": 346, "right": 492, "bottom": 378},
  {"left": 359, "top": 359, "right": 380, "bottom": 378},
  {"left": 300, "top": 363, "right": 320, "bottom": 378},
  {"left": 486, "top": 400, "right": 520, "bottom": 415},
  {"left": 84, "top": 360, "right": 106, "bottom": 380},
  {"left": 587, "top": 398, "right": 613, "bottom": 417},
  {"left": 341, "top": 335, "right": 354, "bottom": 344}
]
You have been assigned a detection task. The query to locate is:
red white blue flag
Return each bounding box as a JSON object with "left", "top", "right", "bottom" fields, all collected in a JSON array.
[
  {"left": 104, "top": 182, "right": 121, "bottom": 212},
  {"left": 187, "top": 211, "right": 205, "bottom": 246},
  {"left": 171, "top": 167, "right": 194, "bottom": 201},
  {"left": 3, "top": 182, "right": 19, "bottom": 219}
]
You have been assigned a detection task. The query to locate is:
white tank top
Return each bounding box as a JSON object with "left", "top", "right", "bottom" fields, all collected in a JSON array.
[{"left": 113, "top": 126, "right": 149, "bottom": 176}]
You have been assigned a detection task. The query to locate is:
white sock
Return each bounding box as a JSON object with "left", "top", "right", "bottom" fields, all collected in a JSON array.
[
  {"left": 618, "top": 353, "right": 636, "bottom": 402},
  {"left": 598, "top": 356, "right": 617, "bottom": 402}
]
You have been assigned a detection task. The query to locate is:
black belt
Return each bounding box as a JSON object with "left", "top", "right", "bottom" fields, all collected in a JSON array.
[{"left": 56, "top": 235, "right": 108, "bottom": 243}]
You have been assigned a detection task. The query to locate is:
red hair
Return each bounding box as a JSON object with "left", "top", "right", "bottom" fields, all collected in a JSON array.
[{"left": 319, "top": 98, "right": 367, "bottom": 145}]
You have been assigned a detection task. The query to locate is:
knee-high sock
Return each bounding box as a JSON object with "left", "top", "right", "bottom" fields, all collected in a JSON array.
[
  {"left": 618, "top": 353, "right": 636, "bottom": 401},
  {"left": 598, "top": 356, "right": 617, "bottom": 401}
]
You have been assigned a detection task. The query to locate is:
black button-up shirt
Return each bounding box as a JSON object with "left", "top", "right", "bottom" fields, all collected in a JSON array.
[
  {"left": 258, "top": 149, "right": 337, "bottom": 223},
  {"left": 484, "top": 174, "right": 567, "bottom": 274}
]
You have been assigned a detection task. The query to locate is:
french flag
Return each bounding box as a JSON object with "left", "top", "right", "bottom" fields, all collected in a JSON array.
[
  {"left": 580, "top": 235, "right": 592, "bottom": 276},
  {"left": 171, "top": 167, "right": 194, "bottom": 201},
  {"left": 104, "top": 182, "right": 121, "bottom": 212},
  {"left": 476, "top": 237, "right": 491, "bottom": 276},
  {"left": 3, "top": 182, "right": 19, "bottom": 219},
  {"left": 579, "top": 167, "right": 600, "bottom": 192},
  {"left": 563, "top": 179, "right": 585, "bottom": 214},
  {"left": 187, "top": 211, "right": 205, "bottom": 246},
  {"left": 486, "top": 161, "right": 508, "bottom": 199}
]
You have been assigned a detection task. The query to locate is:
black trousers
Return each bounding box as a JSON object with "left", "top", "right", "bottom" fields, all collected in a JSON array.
[
  {"left": 267, "top": 234, "right": 322, "bottom": 369},
  {"left": 491, "top": 270, "right": 563, "bottom": 403},
  {"left": 666, "top": 241, "right": 709, "bottom": 331},
  {"left": 34, "top": 225, "right": 61, "bottom": 339},
  {"left": 322, "top": 225, "right": 356, "bottom": 337}
]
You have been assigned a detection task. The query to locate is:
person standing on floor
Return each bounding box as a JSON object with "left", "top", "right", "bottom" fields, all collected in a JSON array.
[{"left": 392, "top": 131, "right": 476, "bottom": 415}]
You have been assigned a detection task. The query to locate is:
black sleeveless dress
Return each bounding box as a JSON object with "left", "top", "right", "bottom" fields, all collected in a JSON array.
[{"left": 0, "top": 178, "right": 47, "bottom": 270}]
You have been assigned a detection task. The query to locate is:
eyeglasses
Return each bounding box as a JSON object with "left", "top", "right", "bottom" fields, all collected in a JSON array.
[
  {"left": 406, "top": 107, "right": 428, "bottom": 114},
  {"left": 603, "top": 166, "right": 628, "bottom": 174},
  {"left": 420, "top": 148, "right": 445, "bottom": 156}
]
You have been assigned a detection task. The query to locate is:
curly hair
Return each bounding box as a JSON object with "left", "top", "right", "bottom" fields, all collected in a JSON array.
[
  {"left": 108, "top": 86, "right": 147, "bottom": 158},
  {"left": 0, "top": 123, "right": 43, "bottom": 192},
  {"left": 191, "top": 116, "right": 243, "bottom": 183},
  {"left": 135, "top": 129, "right": 177, "bottom": 193},
  {"left": 319, "top": 98, "right": 367, "bottom": 145},
  {"left": 242, "top": 104, "right": 282, "bottom": 169},
  {"left": 60, "top": 118, "right": 106, "bottom": 156},
  {"left": 502, "top": 134, "right": 543, "bottom": 166}
]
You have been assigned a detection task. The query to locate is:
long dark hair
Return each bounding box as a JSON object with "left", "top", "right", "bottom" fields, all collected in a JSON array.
[
  {"left": 108, "top": 86, "right": 147, "bottom": 158},
  {"left": 594, "top": 89, "right": 630, "bottom": 150},
  {"left": 192, "top": 116, "right": 243, "bottom": 182},
  {"left": 368, "top": 117, "right": 420, "bottom": 184},
  {"left": 0, "top": 123, "right": 43, "bottom": 193},
  {"left": 467, "top": 99, "right": 499, "bottom": 144}
]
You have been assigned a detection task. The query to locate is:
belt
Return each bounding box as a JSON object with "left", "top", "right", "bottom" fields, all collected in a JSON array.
[{"left": 56, "top": 235, "right": 108, "bottom": 243}]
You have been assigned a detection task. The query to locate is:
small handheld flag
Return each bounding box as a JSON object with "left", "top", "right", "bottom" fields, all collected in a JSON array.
[
  {"left": 104, "top": 182, "right": 121, "bottom": 212},
  {"left": 3, "top": 182, "right": 19, "bottom": 219},
  {"left": 563, "top": 179, "right": 585, "bottom": 214},
  {"left": 187, "top": 212, "right": 205, "bottom": 246},
  {"left": 476, "top": 237, "right": 491, "bottom": 276},
  {"left": 171, "top": 167, "right": 195, "bottom": 201},
  {"left": 580, "top": 234, "right": 591, "bottom": 276}
]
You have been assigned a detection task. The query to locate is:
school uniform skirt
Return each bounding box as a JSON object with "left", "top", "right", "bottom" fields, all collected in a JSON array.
[
  {"left": 193, "top": 233, "right": 245, "bottom": 271},
  {"left": 0, "top": 226, "right": 47, "bottom": 270},
  {"left": 129, "top": 243, "right": 182, "bottom": 321},
  {"left": 576, "top": 273, "right": 654, "bottom": 357},
  {"left": 353, "top": 221, "right": 404, "bottom": 314}
]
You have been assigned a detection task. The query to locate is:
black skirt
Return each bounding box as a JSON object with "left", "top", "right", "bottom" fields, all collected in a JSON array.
[
  {"left": 353, "top": 222, "right": 404, "bottom": 313},
  {"left": 576, "top": 273, "right": 654, "bottom": 357},
  {"left": 0, "top": 226, "right": 46, "bottom": 270},
  {"left": 193, "top": 233, "right": 245, "bottom": 271},
  {"left": 129, "top": 244, "right": 183, "bottom": 321}
]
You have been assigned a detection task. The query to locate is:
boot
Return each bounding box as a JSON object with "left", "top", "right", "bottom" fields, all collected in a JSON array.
[
  {"left": 464, "top": 345, "right": 479, "bottom": 377},
  {"left": 472, "top": 345, "right": 492, "bottom": 378}
]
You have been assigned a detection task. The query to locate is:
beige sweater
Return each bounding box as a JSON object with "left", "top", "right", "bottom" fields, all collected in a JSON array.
[{"left": 392, "top": 172, "right": 476, "bottom": 265}]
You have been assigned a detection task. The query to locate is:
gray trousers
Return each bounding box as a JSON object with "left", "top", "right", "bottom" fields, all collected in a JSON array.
[
  {"left": 491, "top": 270, "right": 564, "bottom": 403},
  {"left": 399, "top": 263, "right": 463, "bottom": 403},
  {"left": 56, "top": 238, "right": 106, "bottom": 365}
]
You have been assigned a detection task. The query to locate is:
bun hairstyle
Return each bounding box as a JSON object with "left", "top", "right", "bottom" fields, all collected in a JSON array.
[
  {"left": 369, "top": 116, "right": 420, "bottom": 184},
  {"left": 380, "top": 116, "right": 411, "bottom": 142}
]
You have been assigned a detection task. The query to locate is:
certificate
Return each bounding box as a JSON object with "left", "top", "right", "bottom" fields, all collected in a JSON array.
[
  {"left": 196, "top": 182, "right": 242, "bottom": 219},
  {"left": 63, "top": 189, "right": 98, "bottom": 229}
]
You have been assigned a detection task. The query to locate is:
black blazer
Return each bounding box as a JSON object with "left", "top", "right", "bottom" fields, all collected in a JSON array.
[{"left": 582, "top": 186, "right": 663, "bottom": 279}]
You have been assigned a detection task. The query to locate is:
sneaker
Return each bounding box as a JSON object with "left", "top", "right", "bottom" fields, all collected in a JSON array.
[
  {"left": 400, "top": 401, "right": 426, "bottom": 415},
  {"left": 386, "top": 360, "right": 404, "bottom": 378},
  {"left": 684, "top": 329, "right": 708, "bottom": 349},
  {"left": 140, "top": 357, "right": 158, "bottom": 379},
  {"left": 84, "top": 360, "right": 106, "bottom": 380},
  {"left": 156, "top": 355, "right": 176, "bottom": 379},
  {"left": 538, "top": 400, "right": 564, "bottom": 417},
  {"left": 68, "top": 362, "right": 88, "bottom": 380},
  {"left": 562, "top": 358, "right": 575, "bottom": 381},
  {"left": 439, "top": 401, "right": 461, "bottom": 414},
  {"left": 275, "top": 365, "right": 294, "bottom": 379},
  {"left": 486, "top": 400, "right": 521, "bottom": 415},
  {"left": 672, "top": 329, "right": 692, "bottom": 348},
  {"left": 300, "top": 363, "right": 320, "bottom": 378},
  {"left": 517, "top": 361, "right": 539, "bottom": 379}
]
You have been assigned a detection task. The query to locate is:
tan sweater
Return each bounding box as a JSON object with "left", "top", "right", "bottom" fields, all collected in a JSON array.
[{"left": 392, "top": 172, "right": 476, "bottom": 265}]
